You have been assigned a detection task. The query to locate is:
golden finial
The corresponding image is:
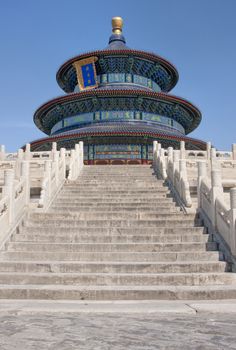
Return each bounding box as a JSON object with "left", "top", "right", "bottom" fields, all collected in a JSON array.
[{"left": 112, "top": 17, "right": 123, "bottom": 34}]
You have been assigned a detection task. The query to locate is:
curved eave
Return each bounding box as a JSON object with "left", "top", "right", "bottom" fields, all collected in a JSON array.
[
  {"left": 34, "top": 89, "right": 201, "bottom": 135},
  {"left": 56, "top": 49, "right": 179, "bottom": 92},
  {"left": 28, "top": 131, "right": 206, "bottom": 151}
]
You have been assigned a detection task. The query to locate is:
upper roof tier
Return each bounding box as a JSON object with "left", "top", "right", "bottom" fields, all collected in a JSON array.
[{"left": 56, "top": 17, "right": 179, "bottom": 93}]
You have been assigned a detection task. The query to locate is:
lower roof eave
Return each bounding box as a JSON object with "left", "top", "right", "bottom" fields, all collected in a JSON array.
[{"left": 25, "top": 131, "right": 206, "bottom": 151}]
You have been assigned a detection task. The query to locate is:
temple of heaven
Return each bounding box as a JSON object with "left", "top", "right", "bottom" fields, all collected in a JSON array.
[{"left": 30, "top": 17, "right": 206, "bottom": 164}]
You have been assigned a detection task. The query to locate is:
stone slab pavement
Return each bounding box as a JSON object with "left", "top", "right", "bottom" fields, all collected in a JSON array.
[{"left": 0, "top": 300, "right": 236, "bottom": 349}]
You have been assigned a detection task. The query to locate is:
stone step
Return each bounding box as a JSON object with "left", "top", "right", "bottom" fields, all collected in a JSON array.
[
  {"left": 79, "top": 170, "right": 155, "bottom": 174},
  {"left": 0, "top": 261, "right": 226, "bottom": 274},
  {"left": 6, "top": 242, "right": 217, "bottom": 253},
  {"left": 55, "top": 198, "right": 176, "bottom": 204},
  {"left": 50, "top": 205, "right": 179, "bottom": 213},
  {"left": 1, "top": 284, "right": 236, "bottom": 300},
  {"left": 67, "top": 181, "right": 164, "bottom": 186},
  {"left": 29, "top": 212, "right": 192, "bottom": 221},
  {"left": 51, "top": 202, "right": 176, "bottom": 208},
  {"left": 0, "top": 251, "right": 220, "bottom": 262},
  {"left": 58, "top": 191, "right": 170, "bottom": 196},
  {"left": 78, "top": 176, "right": 157, "bottom": 180},
  {"left": 0, "top": 272, "right": 233, "bottom": 286},
  {"left": 61, "top": 188, "right": 169, "bottom": 193},
  {"left": 12, "top": 233, "right": 209, "bottom": 243},
  {"left": 24, "top": 219, "right": 203, "bottom": 228},
  {"left": 65, "top": 181, "right": 165, "bottom": 186},
  {"left": 20, "top": 226, "right": 206, "bottom": 236}
]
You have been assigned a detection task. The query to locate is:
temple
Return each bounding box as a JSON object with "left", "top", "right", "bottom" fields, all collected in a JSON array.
[{"left": 29, "top": 17, "right": 206, "bottom": 164}]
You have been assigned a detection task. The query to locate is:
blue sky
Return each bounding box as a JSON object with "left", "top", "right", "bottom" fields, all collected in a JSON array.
[{"left": 0, "top": 0, "right": 235, "bottom": 151}]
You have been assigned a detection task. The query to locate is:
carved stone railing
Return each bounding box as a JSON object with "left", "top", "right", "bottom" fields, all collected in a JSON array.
[
  {"left": 38, "top": 147, "right": 66, "bottom": 210},
  {"left": 153, "top": 141, "right": 192, "bottom": 208},
  {"left": 153, "top": 140, "right": 236, "bottom": 263},
  {"left": 0, "top": 142, "right": 84, "bottom": 245},
  {"left": 197, "top": 160, "right": 236, "bottom": 263},
  {"left": 0, "top": 161, "right": 29, "bottom": 247},
  {"left": 68, "top": 142, "right": 84, "bottom": 181}
]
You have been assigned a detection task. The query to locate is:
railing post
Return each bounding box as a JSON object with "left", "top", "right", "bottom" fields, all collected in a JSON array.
[
  {"left": 167, "top": 147, "right": 173, "bottom": 162},
  {"left": 152, "top": 141, "right": 158, "bottom": 170},
  {"left": 79, "top": 141, "right": 84, "bottom": 169},
  {"left": 210, "top": 168, "right": 223, "bottom": 228},
  {"left": 69, "top": 149, "right": 76, "bottom": 180},
  {"left": 15, "top": 148, "right": 24, "bottom": 179},
  {"left": 153, "top": 141, "right": 158, "bottom": 153},
  {"left": 232, "top": 144, "right": 236, "bottom": 161},
  {"left": 52, "top": 142, "right": 57, "bottom": 152},
  {"left": 0, "top": 145, "right": 5, "bottom": 161},
  {"left": 60, "top": 148, "right": 66, "bottom": 179},
  {"left": 230, "top": 188, "right": 236, "bottom": 256},
  {"left": 210, "top": 147, "right": 221, "bottom": 174},
  {"left": 180, "top": 141, "right": 185, "bottom": 159},
  {"left": 2, "top": 170, "right": 14, "bottom": 224},
  {"left": 52, "top": 150, "right": 59, "bottom": 186},
  {"left": 45, "top": 160, "right": 52, "bottom": 199},
  {"left": 179, "top": 158, "right": 192, "bottom": 207},
  {"left": 197, "top": 161, "right": 207, "bottom": 208},
  {"left": 173, "top": 150, "right": 180, "bottom": 183},
  {"left": 206, "top": 142, "right": 211, "bottom": 160},
  {"left": 166, "top": 147, "right": 173, "bottom": 181},
  {"left": 24, "top": 143, "right": 31, "bottom": 161},
  {"left": 21, "top": 161, "right": 30, "bottom": 205}
]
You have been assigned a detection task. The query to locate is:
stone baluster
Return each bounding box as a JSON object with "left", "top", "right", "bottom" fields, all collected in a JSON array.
[
  {"left": 210, "top": 168, "right": 223, "bottom": 228},
  {"left": 38, "top": 161, "right": 50, "bottom": 208},
  {"left": 0, "top": 145, "right": 5, "bottom": 161},
  {"left": 24, "top": 143, "right": 31, "bottom": 161},
  {"left": 173, "top": 150, "right": 180, "bottom": 183},
  {"left": 152, "top": 141, "right": 158, "bottom": 170},
  {"left": 153, "top": 141, "right": 158, "bottom": 154},
  {"left": 210, "top": 147, "right": 220, "bottom": 171},
  {"left": 167, "top": 147, "right": 173, "bottom": 162},
  {"left": 52, "top": 149, "right": 59, "bottom": 186},
  {"left": 230, "top": 188, "right": 236, "bottom": 256},
  {"left": 15, "top": 148, "right": 24, "bottom": 179},
  {"left": 69, "top": 149, "right": 76, "bottom": 180},
  {"left": 179, "top": 158, "right": 191, "bottom": 207},
  {"left": 79, "top": 141, "right": 84, "bottom": 167},
  {"left": 160, "top": 148, "right": 167, "bottom": 179},
  {"left": 2, "top": 170, "right": 14, "bottom": 224},
  {"left": 232, "top": 144, "right": 236, "bottom": 161},
  {"left": 197, "top": 161, "right": 207, "bottom": 207},
  {"left": 60, "top": 148, "right": 66, "bottom": 179},
  {"left": 21, "top": 161, "right": 30, "bottom": 205},
  {"left": 206, "top": 142, "right": 211, "bottom": 160},
  {"left": 180, "top": 141, "right": 185, "bottom": 160},
  {"left": 51, "top": 142, "right": 57, "bottom": 160},
  {"left": 167, "top": 147, "right": 173, "bottom": 181}
]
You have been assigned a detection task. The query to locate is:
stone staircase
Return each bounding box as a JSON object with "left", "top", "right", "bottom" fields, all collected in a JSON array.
[{"left": 0, "top": 165, "right": 236, "bottom": 300}]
